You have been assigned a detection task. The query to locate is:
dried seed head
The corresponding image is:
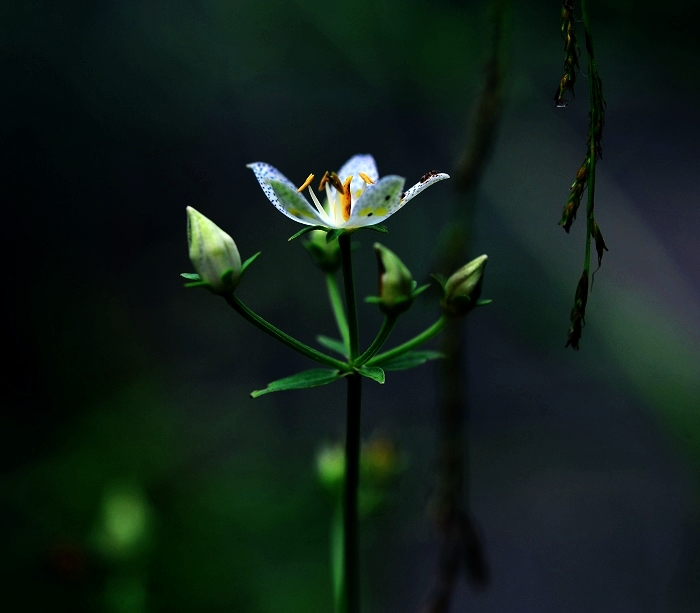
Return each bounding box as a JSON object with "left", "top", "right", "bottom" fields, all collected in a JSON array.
[{"left": 565, "top": 270, "right": 588, "bottom": 349}]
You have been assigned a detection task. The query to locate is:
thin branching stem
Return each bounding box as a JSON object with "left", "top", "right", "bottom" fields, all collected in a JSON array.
[
  {"left": 367, "top": 316, "right": 449, "bottom": 366},
  {"left": 326, "top": 272, "right": 351, "bottom": 352},
  {"left": 225, "top": 294, "right": 348, "bottom": 371},
  {"left": 356, "top": 316, "right": 398, "bottom": 366}
]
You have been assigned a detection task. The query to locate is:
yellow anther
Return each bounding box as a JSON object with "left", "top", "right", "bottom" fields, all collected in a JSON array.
[
  {"left": 359, "top": 172, "right": 375, "bottom": 185},
  {"left": 297, "top": 173, "right": 315, "bottom": 193},
  {"left": 341, "top": 175, "right": 353, "bottom": 221}
]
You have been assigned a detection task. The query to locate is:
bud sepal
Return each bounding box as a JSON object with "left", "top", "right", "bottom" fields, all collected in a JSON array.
[{"left": 304, "top": 230, "right": 341, "bottom": 273}]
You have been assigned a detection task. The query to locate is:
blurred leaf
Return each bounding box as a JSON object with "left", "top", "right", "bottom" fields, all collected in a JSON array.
[
  {"left": 379, "top": 350, "right": 444, "bottom": 371},
  {"left": 316, "top": 336, "right": 347, "bottom": 356}
]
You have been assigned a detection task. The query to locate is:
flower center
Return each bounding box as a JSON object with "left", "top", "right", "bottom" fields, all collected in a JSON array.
[{"left": 297, "top": 169, "right": 376, "bottom": 225}]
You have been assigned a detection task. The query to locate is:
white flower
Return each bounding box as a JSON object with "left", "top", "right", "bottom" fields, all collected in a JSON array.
[{"left": 247, "top": 154, "right": 449, "bottom": 230}]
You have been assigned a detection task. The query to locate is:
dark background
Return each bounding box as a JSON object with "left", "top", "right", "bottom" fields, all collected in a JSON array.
[{"left": 2, "top": 1, "right": 699, "bottom": 611}]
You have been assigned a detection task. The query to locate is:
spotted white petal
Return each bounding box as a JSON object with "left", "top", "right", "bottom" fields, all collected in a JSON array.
[
  {"left": 337, "top": 154, "right": 379, "bottom": 202},
  {"left": 265, "top": 179, "right": 330, "bottom": 226},
  {"left": 400, "top": 172, "right": 450, "bottom": 206},
  {"left": 344, "top": 175, "right": 405, "bottom": 228},
  {"left": 247, "top": 162, "right": 301, "bottom": 211}
]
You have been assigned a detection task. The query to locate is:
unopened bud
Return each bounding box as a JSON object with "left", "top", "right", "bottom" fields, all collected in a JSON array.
[
  {"left": 442, "top": 255, "right": 488, "bottom": 317},
  {"left": 304, "top": 230, "right": 340, "bottom": 272},
  {"left": 187, "top": 206, "right": 241, "bottom": 294},
  {"left": 373, "top": 243, "right": 414, "bottom": 316}
]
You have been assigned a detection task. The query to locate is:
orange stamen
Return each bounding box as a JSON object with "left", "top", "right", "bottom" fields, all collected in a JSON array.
[
  {"left": 359, "top": 172, "right": 375, "bottom": 185},
  {"left": 297, "top": 173, "right": 314, "bottom": 193},
  {"left": 318, "top": 171, "right": 330, "bottom": 191},
  {"left": 341, "top": 175, "right": 353, "bottom": 221},
  {"left": 328, "top": 172, "right": 345, "bottom": 192}
]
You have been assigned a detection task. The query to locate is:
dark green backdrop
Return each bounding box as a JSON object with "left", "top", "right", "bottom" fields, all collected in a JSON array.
[{"left": 2, "top": 1, "right": 699, "bottom": 611}]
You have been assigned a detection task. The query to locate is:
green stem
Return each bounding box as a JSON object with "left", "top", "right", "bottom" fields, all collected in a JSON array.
[
  {"left": 338, "top": 233, "right": 361, "bottom": 613},
  {"left": 339, "top": 235, "right": 359, "bottom": 359},
  {"left": 355, "top": 316, "right": 398, "bottom": 366},
  {"left": 366, "top": 315, "right": 450, "bottom": 366},
  {"left": 331, "top": 502, "right": 344, "bottom": 613},
  {"left": 344, "top": 373, "right": 361, "bottom": 613},
  {"left": 326, "top": 272, "right": 351, "bottom": 352},
  {"left": 225, "top": 294, "right": 349, "bottom": 371}
]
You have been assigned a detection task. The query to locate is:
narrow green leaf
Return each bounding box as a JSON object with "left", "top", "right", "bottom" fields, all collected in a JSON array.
[
  {"left": 378, "top": 350, "right": 445, "bottom": 371},
  {"left": 326, "top": 228, "right": 345, "bottom": 243},
  {"left": 181, "top": 272, "right": 201, "bottom": 281},
  {"left": 240, "top": 251, "right": 261, "bottom": 276},
  {"left": 316, "top": 335, "right": 347, "bottom": 356},
  {"left": 475, "top": 299, "right": 493, "bottom": 307},
  {"left": 184, "top": 281, "right": 209, "bottom": 289},
  {"left": 251, "top": 368, "right": 343, "bottom": 398},
  {"left": 363, "top": 224, "right": 388, "bottom": 234},
  {"left": 357, "top": 366, "right": 385, "bottom": 384},
  {"left": 288, "top": 226, "right": 325, "bottom": 242}
]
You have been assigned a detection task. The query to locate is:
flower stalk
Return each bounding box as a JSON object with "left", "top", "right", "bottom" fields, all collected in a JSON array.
[
  {"left": 339, "top": 232, "right": 361, "bottom": 613},
  {"left": 367, "top": 316, "right": 450, "bottom": 367},
  {"left": 356, "top": 316, "right": 398, "bottom": 366},
  {"left": 183, "top": 152, "right": 490, "bottom": 613}
]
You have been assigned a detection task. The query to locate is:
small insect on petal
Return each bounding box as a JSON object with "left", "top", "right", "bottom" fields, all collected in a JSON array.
[
  {"left": 419, "top": 170, "right": 440, "bottom": 183},
  {"left": 297, "top": 173, "right": 315, "bottom": 193},
  {"left": 400, "top": 171, "right": 450, "bottom": 205}
]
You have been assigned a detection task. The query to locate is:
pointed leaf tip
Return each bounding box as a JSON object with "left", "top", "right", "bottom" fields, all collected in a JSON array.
[
  {"left": 357, "top": 366, "right": 385, "bottom": 384},
  {"left": 250, "top": 368, "right": 343, "bottom": 398}
]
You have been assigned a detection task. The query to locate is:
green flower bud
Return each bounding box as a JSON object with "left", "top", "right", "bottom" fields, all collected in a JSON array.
[
  {"left": 316, "top": 443, "right": 345, "bottom": 494},
  {"left": 373, "top": 243, "right": 414, "bottom": 316},
  {"left": 93, "top": 484, "right": 150, "bottom": 561},
  {"left": 187, "top": 206, "right": 241, "bottom": 294},
  {"left": 316, "top": 438, "right": 404, "bottom": 514},
  {"left": 304, "top": 230, "right": 341, "bottom": 272},
  {"left": 442, "top": 254, "right": 488, "bottom": 317}
]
